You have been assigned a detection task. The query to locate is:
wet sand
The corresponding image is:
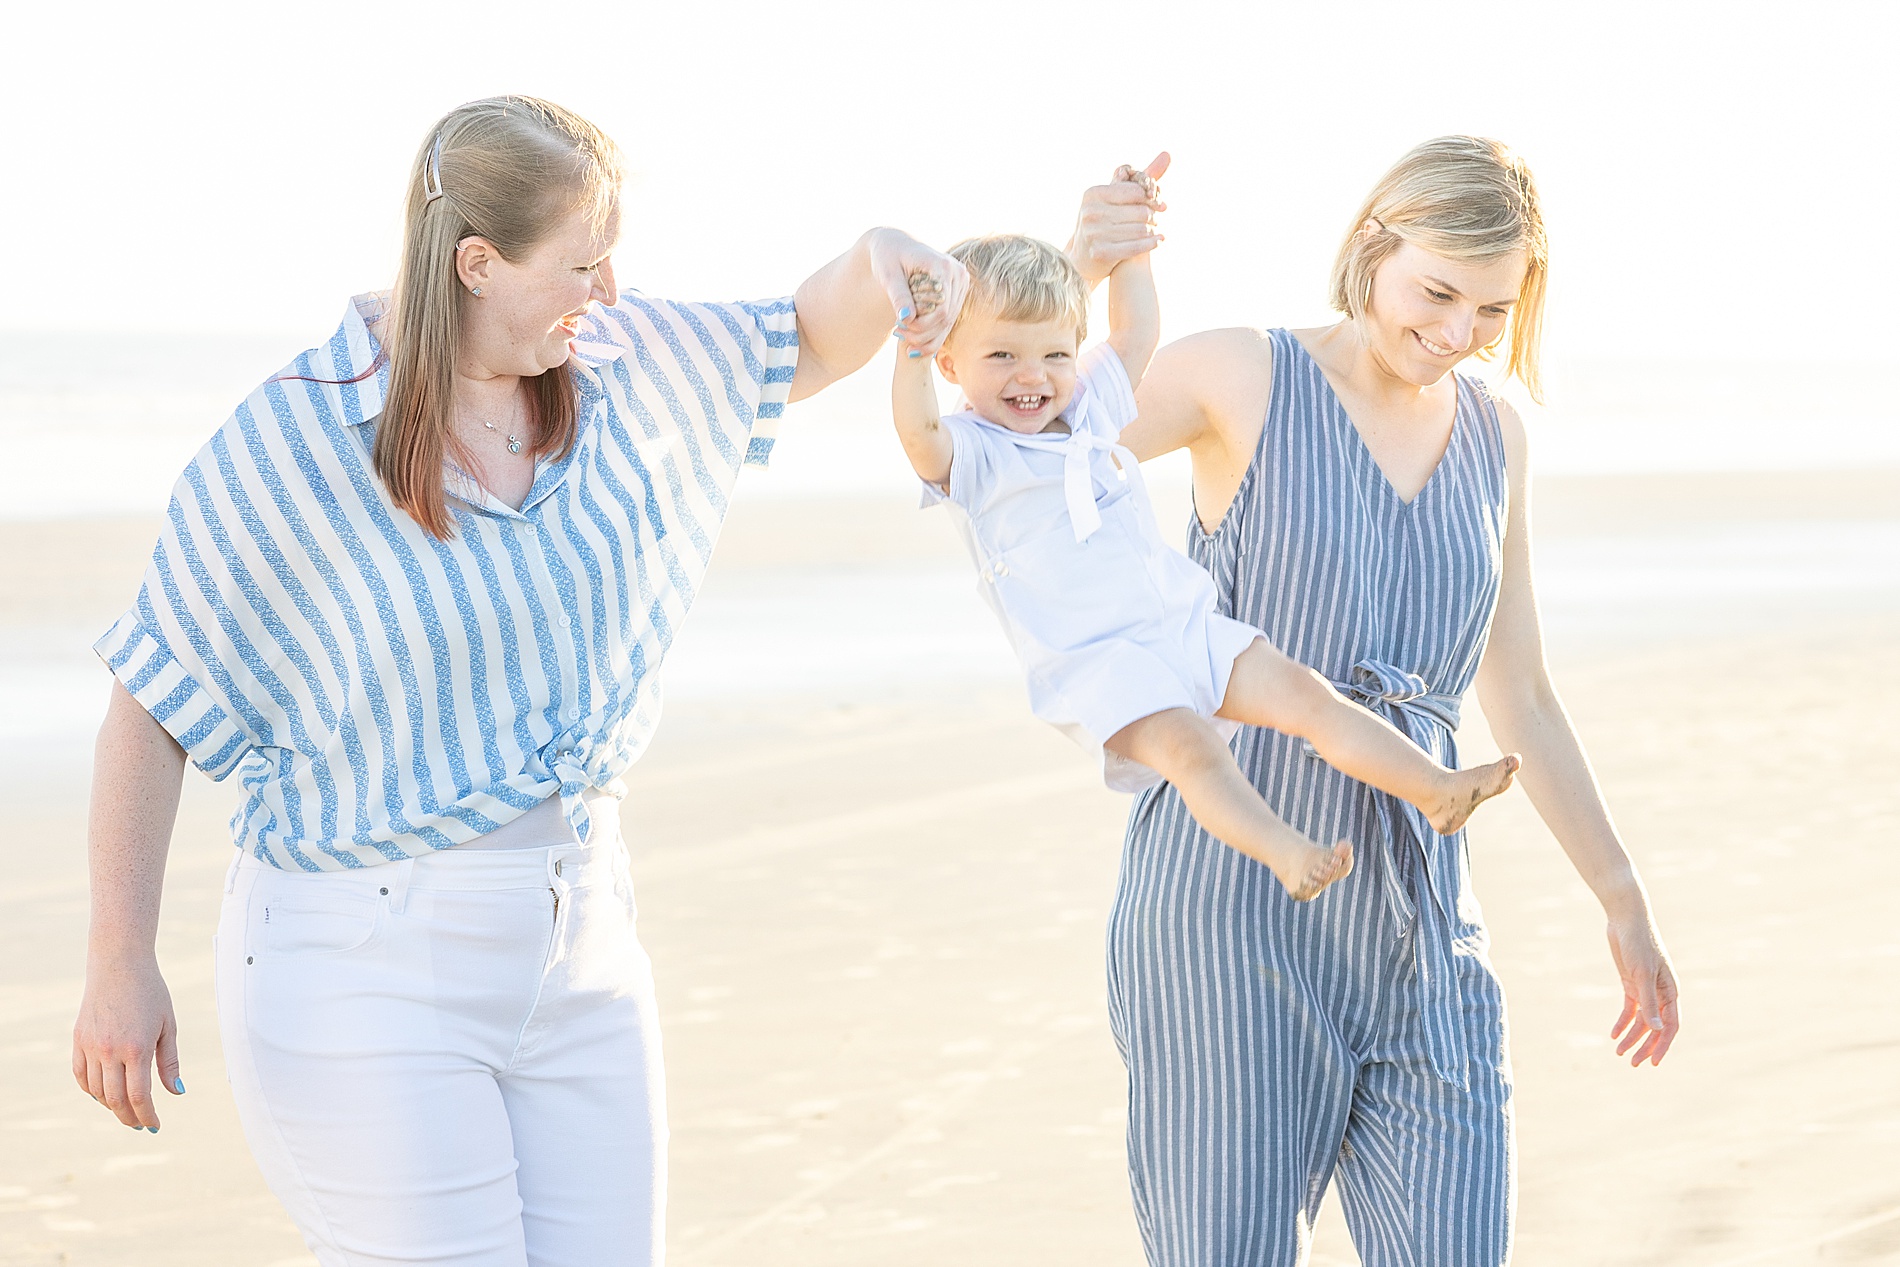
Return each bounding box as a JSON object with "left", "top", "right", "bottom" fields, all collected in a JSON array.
[{"left": 2, "top": 470, "right": 1897, "bottom": 1266}]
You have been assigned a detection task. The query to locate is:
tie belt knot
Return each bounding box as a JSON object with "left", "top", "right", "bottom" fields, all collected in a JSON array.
[{"left": 1336, "top": 658, "right": 1462, "bottom": 733}]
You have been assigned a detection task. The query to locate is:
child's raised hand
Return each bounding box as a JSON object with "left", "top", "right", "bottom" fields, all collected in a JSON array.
[
  {"left": 1069, "top": 152, "right": 1169, "bottom": 282},
  {"left": 1114, "top": 161, "right": 1165, "bottom": 205},
  {"left": 868, "top": 230, "right": 970, "bottom": 359}
]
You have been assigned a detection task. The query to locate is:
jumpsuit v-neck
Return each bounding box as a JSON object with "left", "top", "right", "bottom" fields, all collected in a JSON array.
[{"left": 1106, "top": 328, "right": 1515, "bottom": 1266}]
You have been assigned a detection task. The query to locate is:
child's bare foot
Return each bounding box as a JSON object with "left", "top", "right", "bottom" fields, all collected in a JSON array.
[
  {"left": 1426, "top": 753, "right": 1522, "bottom": 835},
  {"left": 1282, "top": 838, "right": 1354, "bottom": 902}
]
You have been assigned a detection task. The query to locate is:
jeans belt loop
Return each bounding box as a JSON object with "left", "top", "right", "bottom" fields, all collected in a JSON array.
[{"left": 383, "top": 858, "right": 416, "bottom": 914}]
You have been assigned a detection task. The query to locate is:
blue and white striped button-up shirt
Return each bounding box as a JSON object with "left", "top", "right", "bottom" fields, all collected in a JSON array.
[{"left": 96, "top": 290, "right": 797, "bottom": 871}]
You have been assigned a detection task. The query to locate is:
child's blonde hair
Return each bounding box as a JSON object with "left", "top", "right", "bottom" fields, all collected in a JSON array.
[
  {"left": 948, "top": 235, "right": 1091, "bottom": 342},
  {"left": 1330, "top": 135, "right": 1549, "bottom": 402}
]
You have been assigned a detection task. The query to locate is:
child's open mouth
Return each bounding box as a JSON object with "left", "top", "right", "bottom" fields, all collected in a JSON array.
[{"left": 1006, "top": 394, "right": 1050, "bottom": 416}]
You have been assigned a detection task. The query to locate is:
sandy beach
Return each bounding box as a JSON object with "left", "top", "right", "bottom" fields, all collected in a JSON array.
[{"left": 3, "top": 469, "right": 1898, "bottom": 1266}]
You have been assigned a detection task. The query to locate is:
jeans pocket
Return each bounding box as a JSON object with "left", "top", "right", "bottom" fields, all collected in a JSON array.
[{"left": 260, "top": 885, "right": 386, "bottom": 957}]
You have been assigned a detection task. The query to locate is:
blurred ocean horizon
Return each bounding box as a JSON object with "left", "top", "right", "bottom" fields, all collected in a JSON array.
[
  {"left": 2, "top": 329, "right": 1896, "bottom": 521},
  {"left": 5, "top": 326, "right": 1896, "bottom": 738}
]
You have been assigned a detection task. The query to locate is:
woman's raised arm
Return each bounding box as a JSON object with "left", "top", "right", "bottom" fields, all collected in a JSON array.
[
  {"left": 789, "top": 229, "right": 970, "bottom": 402},
  {"left": 1473, "top": 401, "right": 1681, "bottom": 1068},
  {"left": 72, "top": 682, "right": 189, "bottom": 1130}
]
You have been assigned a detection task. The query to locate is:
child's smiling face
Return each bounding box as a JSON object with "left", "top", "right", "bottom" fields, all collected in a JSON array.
[{"left": 935, "top": 307, "right": 1081, "bottom": 435}]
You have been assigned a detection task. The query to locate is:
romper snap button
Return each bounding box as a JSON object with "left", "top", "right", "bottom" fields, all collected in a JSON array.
[{"left": 379, "top": 887, "right": 388, "bottom": 896}]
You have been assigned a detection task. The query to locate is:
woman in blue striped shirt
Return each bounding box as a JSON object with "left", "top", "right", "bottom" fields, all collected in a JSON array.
[{"left": 66, "top": 96, "right": 1155, "bottom": 1266}]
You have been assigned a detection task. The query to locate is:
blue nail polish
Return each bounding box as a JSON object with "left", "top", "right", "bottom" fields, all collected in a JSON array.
[
  {"left": 147, "top": 1127, "right": 158, "bottom": 1134},
  {"left": 173, "top": 1077, "right": 186, "bottom": 1094},
  {"left": 908, "top": 349, "right": 921, "bottom": 359},
  {"left": 899, "top": 307, "right": 912, "bottom": 320}
]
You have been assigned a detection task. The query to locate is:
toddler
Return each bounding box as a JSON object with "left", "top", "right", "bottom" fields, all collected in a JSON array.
[{"left": 890, "top": 183, "right": 1520, "bottom": 901}]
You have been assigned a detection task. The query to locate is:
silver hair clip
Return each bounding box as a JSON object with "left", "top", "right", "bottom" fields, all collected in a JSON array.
[{"left": 423, "top": 132, "right": 446, "bottom": 204}]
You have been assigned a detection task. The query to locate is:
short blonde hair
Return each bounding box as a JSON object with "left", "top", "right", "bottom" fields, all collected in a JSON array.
[
  {"left": 1330, "top": 136, "right": 1549, "bottom": 402},
  {"left": 949, "top": 235, "right": 1090, "bottom": 342}
]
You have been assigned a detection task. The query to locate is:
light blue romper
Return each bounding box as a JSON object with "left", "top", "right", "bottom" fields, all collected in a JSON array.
[{"left": 1108, "top": 329, "right": 1516, "bottom": 1266}]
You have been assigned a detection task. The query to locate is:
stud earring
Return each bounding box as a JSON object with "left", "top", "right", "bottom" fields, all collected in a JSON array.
[{"left": 471, "top": 286, "right": 483, "bottom": 297}]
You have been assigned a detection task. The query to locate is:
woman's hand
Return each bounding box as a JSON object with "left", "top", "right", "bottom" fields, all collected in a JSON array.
[
  {"left": 73, "top": 955, "right": 184, "bottom": 1130},
  {"left": 869, "top": 229, "right": 970, "bottom": 359},
  {"left": 1606, "top": 911, "right": 1681, "bottom": 1067},
  {"left": 792, "top": 228, "right": 970, "bottom": 400},
  {"left": 1069, "top": 153, "right": 1170, "bottom": 284}
]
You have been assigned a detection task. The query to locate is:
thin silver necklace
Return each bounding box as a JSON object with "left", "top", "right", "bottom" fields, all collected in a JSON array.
[
  {"left": 485, "top": 419, "right": 523, "bottom": 455},
  {"left": 469, "top": 395, "right": 524, "bottom": 455}
]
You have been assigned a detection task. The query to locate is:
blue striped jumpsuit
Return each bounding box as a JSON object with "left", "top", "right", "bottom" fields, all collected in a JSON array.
[{"left": 1107, "top": 329, "right": 1515, "bottom": 1266}]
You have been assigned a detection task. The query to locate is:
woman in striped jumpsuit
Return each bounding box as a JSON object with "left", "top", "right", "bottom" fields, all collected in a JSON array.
[{"left": 1100, "top": 137, "right": 1682, "bottom": 1265}]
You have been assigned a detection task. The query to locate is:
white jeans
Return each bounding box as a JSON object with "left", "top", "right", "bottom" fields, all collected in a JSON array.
[{"left": 214, "top": 824, "right": 666, "bottom": 1266}]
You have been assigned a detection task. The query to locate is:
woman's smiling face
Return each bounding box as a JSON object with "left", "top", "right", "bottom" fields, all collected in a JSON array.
[
  {"left": 457, "top": 204, "right": 621, "bottom": 378},
  {"left": 1362, "top": 240, "right": 1526, "bottom": 386}
]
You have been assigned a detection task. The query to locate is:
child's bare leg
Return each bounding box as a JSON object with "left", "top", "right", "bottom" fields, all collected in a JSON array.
[
  {"left": 1106, "top": 708, "right": 1352, "bottom": 901},
  {"left": 1217, "top": 640, "right": 1521, "bottom": 835}
]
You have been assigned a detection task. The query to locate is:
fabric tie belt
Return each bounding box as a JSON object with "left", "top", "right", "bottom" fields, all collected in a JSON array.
[
  {"left": 1331, "top": 657, "right": 1476, "bottom": 1089},
  {"left": 548, "top": 737, "right": 603, "bottom": 843}
]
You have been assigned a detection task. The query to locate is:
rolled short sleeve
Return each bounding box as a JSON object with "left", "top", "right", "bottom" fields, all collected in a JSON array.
[
  {"left": 579, "top": 295, "right": 799, "bottom": 475},
  {"left": 738, "top": 299, "right": 799, "bottom": 466},
  {"left": 1079, "top": 344, "right": 1138, "bottom": 436},
  {"left": 94, "top": 603, "right": 255, "bottom": 780}
]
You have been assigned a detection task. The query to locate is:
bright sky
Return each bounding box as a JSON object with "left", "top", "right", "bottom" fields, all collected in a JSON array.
[
  {"left": 4, "top": 0, "right": 1896, "bottom": 498},
  {"left": 8, "top": 0, "right": 1891, "bottom": 349}
]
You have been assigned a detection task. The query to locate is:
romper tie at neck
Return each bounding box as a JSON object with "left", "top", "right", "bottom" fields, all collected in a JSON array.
[{"left": 1057, "top": 429, "right": 1147, "bottom": 543}]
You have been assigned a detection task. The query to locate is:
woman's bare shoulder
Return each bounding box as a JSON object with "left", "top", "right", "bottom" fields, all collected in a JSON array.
[{"left": 1154, "top": 327, "right": 1275, "bottom": 422}]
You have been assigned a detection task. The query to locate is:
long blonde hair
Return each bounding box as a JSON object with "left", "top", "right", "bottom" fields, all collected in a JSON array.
[
  {"left": 1329, "top": 136, "right": 1548, "bottom": 402},
  {"left": 382, "top": 96, "right": 624, "bottom": 538}
]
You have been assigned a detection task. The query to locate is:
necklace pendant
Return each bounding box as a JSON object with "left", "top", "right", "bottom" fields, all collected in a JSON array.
[{"left": 507, "top": 436, "right": 523, "bottom": 455}]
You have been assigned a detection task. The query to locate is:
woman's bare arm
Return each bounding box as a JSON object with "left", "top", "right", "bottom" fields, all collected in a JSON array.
[
  {"left": 1121, "top": 328, "right": 1274, "bottom": 535},
  {"left": 73, "top": 681, "right": 189, "bottom": 1129},
  {"left": 790, "top": 229, "right": 970, "bottom": 402},
  {"left": 1474, "top": 399, "right": 1681, "bottom": 1067}
]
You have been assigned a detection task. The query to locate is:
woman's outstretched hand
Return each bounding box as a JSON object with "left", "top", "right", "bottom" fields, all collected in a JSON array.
[
  {"left": 73, "top": 957, "right": 183, "bottom": 1131},
  {"left": 1606, "top": 913, "right": 1680, "bottom": 1067},
  {"left": 869, "top": 230, "right": 970, "bottom": 359},
  {"left": 1069, "top": 153, "right": 1170, "bottom": 283}
]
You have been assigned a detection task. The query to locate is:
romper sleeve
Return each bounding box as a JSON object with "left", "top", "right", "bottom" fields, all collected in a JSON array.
[
  {"left": 918, "top": 413, "right": 998, "bottom": 513},
  {"left": 1077, "top": 343, "right": 1139, "bottom": 437}
]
